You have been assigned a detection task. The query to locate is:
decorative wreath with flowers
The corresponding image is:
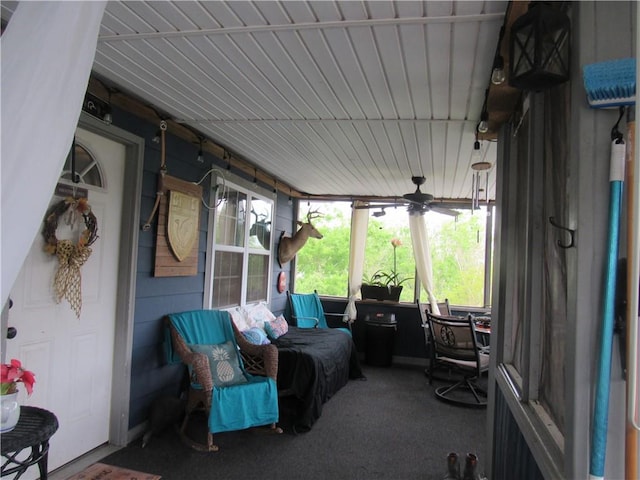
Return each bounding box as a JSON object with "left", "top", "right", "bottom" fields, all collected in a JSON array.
[{"left": 41, "top": 197, "right": 99, "bottom": 318}]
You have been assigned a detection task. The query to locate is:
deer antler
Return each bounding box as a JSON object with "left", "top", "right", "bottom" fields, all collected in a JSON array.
[
  {"left": 251, "top": 209, "right": 269, "bottom": 222},
  {"left": 306, "top": 208, "right": 324, "bottom": 222}
]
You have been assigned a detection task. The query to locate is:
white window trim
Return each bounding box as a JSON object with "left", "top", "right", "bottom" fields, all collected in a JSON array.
[{"left": 203, "top": 172, "right": 276, "bottom": 310}]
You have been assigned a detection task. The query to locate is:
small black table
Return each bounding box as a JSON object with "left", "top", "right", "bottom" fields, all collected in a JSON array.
[{"left": 1, "top": 406, "right": 59, "bottom": 479}]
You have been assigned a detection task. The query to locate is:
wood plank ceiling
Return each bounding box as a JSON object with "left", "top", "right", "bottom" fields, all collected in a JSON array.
[{"left": 5, "top": 1, "right": 518, "bottom": 204}]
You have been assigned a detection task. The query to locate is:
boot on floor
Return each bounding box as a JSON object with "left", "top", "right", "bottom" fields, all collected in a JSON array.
[
  {"left": 443, "top": 452, "right": 460, "bottom": 480},
  {"left": 462, "top": 453, "right": 482, "bottom": 480}
]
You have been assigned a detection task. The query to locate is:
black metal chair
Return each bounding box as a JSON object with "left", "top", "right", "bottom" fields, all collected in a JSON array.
[
  {"left": 425, "top": 312, "right": 489, "bottom": 407},
  {"left": 417, "top": 299, "right": 455, "bottom": 378}
]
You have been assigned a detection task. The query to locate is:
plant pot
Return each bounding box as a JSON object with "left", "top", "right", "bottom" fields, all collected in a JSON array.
[
  {"left": 360, "top": 284, "right": 403, "bottom": 302},
  {"left": 1, "top": 392, "right": 20, "bottom": 433}
]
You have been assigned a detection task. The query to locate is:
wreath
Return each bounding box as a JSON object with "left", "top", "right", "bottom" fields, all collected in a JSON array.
[
  {"left": 42, "top": 197, "right": 99, "bottom": 318},
  {"left": 42, "top": 197, "right": 98, "bottom": 255}
]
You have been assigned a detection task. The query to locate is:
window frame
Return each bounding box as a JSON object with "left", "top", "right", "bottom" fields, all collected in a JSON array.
[
  {"left": 489, "top": 94, "right": 565, "bottom": 479},
  {"left": 203, "top": 173, "right": 276, "bottom": 309}
]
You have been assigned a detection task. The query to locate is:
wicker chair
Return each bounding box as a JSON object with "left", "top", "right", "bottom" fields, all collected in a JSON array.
[{"left": 165, "top": 310, "right": 281, "bottom": 451}]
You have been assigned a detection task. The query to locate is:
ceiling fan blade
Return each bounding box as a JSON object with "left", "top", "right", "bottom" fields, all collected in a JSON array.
[
  {"left": 354, "top": 203, "right": 406, "bottom": 210},
  {"left": 430, "top": 205, "right": 460, "bottom": 217}
]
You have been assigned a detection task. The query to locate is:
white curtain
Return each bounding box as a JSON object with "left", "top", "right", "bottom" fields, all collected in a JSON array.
[
  {"left": 409, "top": 211, "right": 440, "bottom": 314},
  {"left": 344, "top": 201, "right": 369, "bottom": 322},
  {"left": 1, "top": 2, "right": 107, "bottom": 306}
]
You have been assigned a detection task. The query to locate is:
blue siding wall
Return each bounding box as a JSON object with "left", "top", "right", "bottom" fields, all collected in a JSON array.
[
  {"left": 271, "top": 198, "right": 295, "bottom": 315},
  {"left": 110, "top": 107, "right": 294, "bottom": 429}
]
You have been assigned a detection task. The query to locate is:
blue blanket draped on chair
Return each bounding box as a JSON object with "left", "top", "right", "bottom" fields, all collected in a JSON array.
[
  {"left": 288, "top": 292, "right": 352, "bottom": 336},
  {"left": 167, "top": 310, "right": 279, "bottom": 434}
]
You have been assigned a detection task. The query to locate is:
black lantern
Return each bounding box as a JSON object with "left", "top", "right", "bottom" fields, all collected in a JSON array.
[{"left": 509, "top": 2, "right": 570, "bottom": 90}]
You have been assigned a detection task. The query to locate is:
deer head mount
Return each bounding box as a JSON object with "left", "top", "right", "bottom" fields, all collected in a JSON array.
[{"left": 277, "top": 209, "right": 324, "bottom": 267}]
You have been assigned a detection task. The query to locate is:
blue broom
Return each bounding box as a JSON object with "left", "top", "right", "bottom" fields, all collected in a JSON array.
[
  {"left": 583, "top": 58, "right": 636, "bottom": 480},
  {"left": 584, "top": 58, "right": 636, "bottom": 109}
]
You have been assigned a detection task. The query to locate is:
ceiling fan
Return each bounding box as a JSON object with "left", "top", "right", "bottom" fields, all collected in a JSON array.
[{"left": 355, "top": 176, "right": 460, "bottom": 217}]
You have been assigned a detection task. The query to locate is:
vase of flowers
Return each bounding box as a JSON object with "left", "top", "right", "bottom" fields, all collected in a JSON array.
[
  {"left": 1, "top": 359, "right": 35, "bottom": 432},
  {"left": 361, "top": 238, "right": 412, "bottom": 301}
]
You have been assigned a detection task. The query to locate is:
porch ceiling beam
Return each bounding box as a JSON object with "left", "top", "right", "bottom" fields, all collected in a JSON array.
[
  {"left": 98, "top": 12, "right": 505, "bottom": 43},
  {"left": 176, "top": 119, "right": 480, "bottom": 126}
]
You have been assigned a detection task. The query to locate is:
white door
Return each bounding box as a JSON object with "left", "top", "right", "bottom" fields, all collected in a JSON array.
[{"left": 5, "top": 127, "right": 125, "bottom": 478}]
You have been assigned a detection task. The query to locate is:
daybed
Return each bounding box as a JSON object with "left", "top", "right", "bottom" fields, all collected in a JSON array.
[{"left": 229, "top": 303, "right": 363, "bottom": 432}]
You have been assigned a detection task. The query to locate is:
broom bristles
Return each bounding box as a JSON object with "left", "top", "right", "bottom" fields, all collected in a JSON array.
[{"left": 583, "top": 58, "right": 636, "bottom": 108}]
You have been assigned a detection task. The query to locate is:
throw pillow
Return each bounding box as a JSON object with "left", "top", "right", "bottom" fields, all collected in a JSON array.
[
  {"left": 189, "top": 342, "right": 248, "bottom": 387},
  {"left": 242, "top": 302, "right": 276, "bottom": 331},
  {"left": 228, "top": 307, "right": 250, "bottom": 332},
  {"left": 241, "top": 327, "right": 271, "bottom": 345},
  {"left": 264, "top": 315, "right": 289, "bottom": 340}
]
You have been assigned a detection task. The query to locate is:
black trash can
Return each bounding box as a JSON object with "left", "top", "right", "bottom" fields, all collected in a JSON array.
[{"left": 364, "top": 313, "right": 397, "bottom": 366}]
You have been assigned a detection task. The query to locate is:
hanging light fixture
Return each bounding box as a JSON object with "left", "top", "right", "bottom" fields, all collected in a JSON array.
[
  {"left": 222, "top": 149, "right": 232, "bottom": 171},
  {"left": 491, "top": 55, "right": 506, "bottom": 85},
  {"left": 471, "top": 134, "right": 482, "bottom": 162},
  {"left": 477, "top": 111, "right": 489, "bottom": 134},
  {"left": 491, "top": 26, "right": 506, "bottom": 85},
  {"left": 196, "top": 137, "right": 204, "bottom": 163},
  {"left": 477, "top": 89, "right": 490, "bottom": 134},
  {"left": 509, "top": 1, "right": 570, "bottom": 91},
  {"left": 102, "top": 106, "right": 113, "bottom": 125},
  {"left": 102, "top": 89, "right": 113, "bottom": 125}
]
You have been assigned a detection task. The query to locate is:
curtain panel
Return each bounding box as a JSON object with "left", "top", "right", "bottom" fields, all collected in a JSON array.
[
  {"left": 344, "top": 202, "right": 369, "bottom": 321},
  {"left": 409, "top": 212, "right": 439, "bottom": 313},
  {"left": 1, "top": 2, "right": 106, "bottom": 306}
]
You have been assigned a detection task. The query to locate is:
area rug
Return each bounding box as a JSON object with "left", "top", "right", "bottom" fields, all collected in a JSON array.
[{"left": 65, "top": 462, "right": 161, "bottom": 480}]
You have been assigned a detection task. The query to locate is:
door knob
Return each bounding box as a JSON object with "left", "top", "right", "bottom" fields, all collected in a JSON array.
[{"left": 6, "top": 327, "right": 17, "bottom": 339}]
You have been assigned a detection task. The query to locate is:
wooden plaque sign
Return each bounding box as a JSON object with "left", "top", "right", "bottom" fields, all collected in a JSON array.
[
  {"left": 167, "top": 190, "right": 199, "bottom": 261},
  {"left": 154, "top": 175, "right": 202, "bottom": 277}
]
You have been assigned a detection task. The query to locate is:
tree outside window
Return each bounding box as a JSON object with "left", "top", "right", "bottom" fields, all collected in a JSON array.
[{"left": 294, "top": 201, "right": 489, "bottom": 307}]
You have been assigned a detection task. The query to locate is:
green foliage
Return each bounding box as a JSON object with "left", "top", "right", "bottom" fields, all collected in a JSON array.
[
  {"left": 430, "top": 212, "right": 487, "bottom": 306},
  {"left": 294, "top": 207, "right": 350, "bottom": 296},
  {"left": 364, "top": 270, "right": 412, "bottom": 288},
  {"left": 294, "top": 203, "right": 488, "bottom": 306}
]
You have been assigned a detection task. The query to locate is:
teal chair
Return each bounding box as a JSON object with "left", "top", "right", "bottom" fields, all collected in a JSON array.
[
  {"left": 165, "top": 310, "right": 281, "bottom": 451},
  {"left": 287, "top": 291, "right": 352, "bottom": 336}
]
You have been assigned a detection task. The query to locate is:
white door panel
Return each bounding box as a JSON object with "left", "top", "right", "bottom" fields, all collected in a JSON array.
[{"left": 6, "top": 127, "right": 125, "bottom": 479}]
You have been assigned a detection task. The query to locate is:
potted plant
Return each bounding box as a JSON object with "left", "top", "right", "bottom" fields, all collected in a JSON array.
[
  {"left": 1, "top": 359, "right": 35, "bottom": 432},
  {"left": 361, "top": 238, "right": 412, "bottom": 301}
]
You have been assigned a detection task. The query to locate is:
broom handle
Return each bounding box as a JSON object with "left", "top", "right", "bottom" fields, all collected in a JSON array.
[{"left": 590, "top": 140, "right": 625, "bottom": 480}]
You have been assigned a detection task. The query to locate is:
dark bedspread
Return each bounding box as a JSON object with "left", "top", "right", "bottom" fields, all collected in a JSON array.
[{"left": 273, "top": 326, "right": 362, "bottom": 432}]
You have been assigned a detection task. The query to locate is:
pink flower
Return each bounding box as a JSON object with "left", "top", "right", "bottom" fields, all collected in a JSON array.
[
  {"left": 1, "top": 359, "right": 35, "bottom": 396},
  {"left": 391, "top": 238, "right": 402, "bottom": 248}
]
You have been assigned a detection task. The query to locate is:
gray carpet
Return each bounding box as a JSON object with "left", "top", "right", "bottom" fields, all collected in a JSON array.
[{"left": 102, "top": 365, "right": 488, "bottom": 480}]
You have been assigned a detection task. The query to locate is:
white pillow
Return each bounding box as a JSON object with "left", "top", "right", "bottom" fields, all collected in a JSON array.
[
  {"left": 242, "top": 302, "right": 276, "bottom": 331},
  {"left": 228, "top": 306, "right": 250, "bottom": 332}
]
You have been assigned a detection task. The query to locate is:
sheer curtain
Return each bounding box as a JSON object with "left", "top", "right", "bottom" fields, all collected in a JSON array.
[
  {"left": 344, "top": 202, "right": 369, "bottom": 322},
  {"left": 408, "top": 211, "right": 440, "bottom": 314},
  {"left": 1, "top": 2, "right": 106, "bottom": 306}
]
